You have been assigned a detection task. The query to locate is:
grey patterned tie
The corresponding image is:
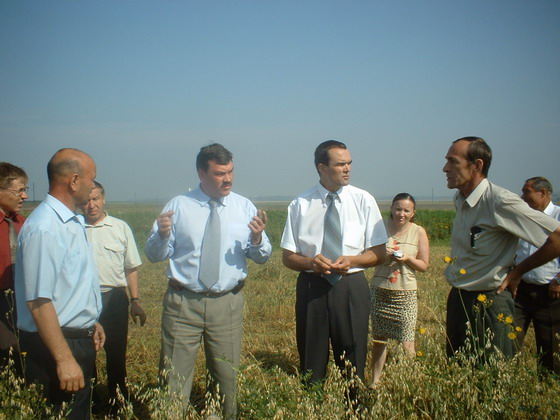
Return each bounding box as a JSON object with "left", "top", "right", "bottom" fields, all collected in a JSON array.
[
  {"left": 199, "top": 199, "right": 221, "bottom": 289},
  {"left": 322, "top": 192, "right": 342, "bottom": 285}
]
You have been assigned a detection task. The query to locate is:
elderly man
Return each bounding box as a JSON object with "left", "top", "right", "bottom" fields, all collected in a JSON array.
[
  {"left": 281, "top": 140, "right": 387, "bottom": 386},
  {"left": 0, "top": 162, "right": 28, "bottom": 370},
  {"left": 145, "top": 143, "right": 271, "bottom": 419},
  {"left": 514, "top": 176, "right": 560, "bottom": 374},
  {"left": 81, "top": 181, "right": 146, "bottom": 406},
  {"left": 15, "top": 149, "right": 105, "bottom": 420},
  {"left": 443, "top": 137, "right": 560, "bottom": 361}
]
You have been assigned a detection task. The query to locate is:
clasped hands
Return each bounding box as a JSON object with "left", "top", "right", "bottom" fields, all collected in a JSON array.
[{"left": 312, "top": 254, "right": 351, "bottom": 276}]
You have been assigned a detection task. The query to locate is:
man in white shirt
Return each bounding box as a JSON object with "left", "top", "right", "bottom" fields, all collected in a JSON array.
[
  {"left": 514, "top": 176, "right": 560, "bottom": 374},
  {"left": 281, "top": 140, "right": 387, "bottom": 387},
  {"left": 82, "top": 181, "right": 146, "bottom": 407}
]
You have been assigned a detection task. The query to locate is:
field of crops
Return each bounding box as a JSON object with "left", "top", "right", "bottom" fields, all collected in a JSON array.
[{"left": 3, "top": 202, "right": 559, "bottom": 419}]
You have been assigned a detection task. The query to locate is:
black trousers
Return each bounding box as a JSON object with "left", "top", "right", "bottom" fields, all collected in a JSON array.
[
  {"left": 515, "top": 281, "right": 560, "bottom": 374},
  {"left": 446, "top": 287, "right": 515, "bottom": 360},
  {"left": 295, "top": 271, "right": 369, "bottom": 383},
  {"left": 20, "top": 329, "right": 96, "bottom": 420},
  {"left": 97, "top": 287, "right": 129, "bottom": 399},
  {"left": 0, "top": 287, "right": 22, "bottom": 375}
]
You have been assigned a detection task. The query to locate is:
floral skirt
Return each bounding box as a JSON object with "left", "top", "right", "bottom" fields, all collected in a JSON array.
[{"left": 370, "top": 287, "right": 417, "bottom": 342}]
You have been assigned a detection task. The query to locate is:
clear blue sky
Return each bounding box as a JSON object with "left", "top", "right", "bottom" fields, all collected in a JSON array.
[{"left": 2, "top": 0, "right": 559, "bottom": 203}]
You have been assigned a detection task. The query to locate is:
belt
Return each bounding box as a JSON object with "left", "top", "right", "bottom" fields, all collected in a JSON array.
[
  {"left": 22, "top": 326, "right": 96, "bottom": 339},
  {"left": 168, "top": 278, "right": 244, "bottom": 297},
  {"left": 61, "top": 326, "right": 95, "bottom": 339}
]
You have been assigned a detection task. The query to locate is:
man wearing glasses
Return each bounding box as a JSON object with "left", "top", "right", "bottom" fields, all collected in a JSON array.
[{"left": 0, "top": 162, "right": 29, "bottom": 372}]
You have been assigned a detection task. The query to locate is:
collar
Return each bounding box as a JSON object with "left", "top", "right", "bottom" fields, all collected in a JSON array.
[
  {"left": 45, "top": 194, "right": 84, "bottom": 226},
  {"left": 192, "top": 186, "right": 226, "bottom": 207},
  {"left": 85, "top": 212, "right": 111, "bottom": 227},
  {"left": 455, "top": 178, "right": 489, "bottom": 208},
  {"left": 544, "top": 201, "right": 555, "bottom": 216},
  {"left": 318, "top": 184, "right": 344, "bottom": 203}
]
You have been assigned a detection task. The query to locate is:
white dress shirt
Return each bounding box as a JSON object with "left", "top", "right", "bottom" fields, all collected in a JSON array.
[
  {"left": 280, "top": 183, "right": 387, "bottom": 273},
  {"left": 516, "top": 201, "right": 560, "bottom": 285}
]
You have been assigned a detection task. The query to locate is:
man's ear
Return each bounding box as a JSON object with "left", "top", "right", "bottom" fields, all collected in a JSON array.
[{"left": 69, "top": 173, "right": 79, "bottom": 192}]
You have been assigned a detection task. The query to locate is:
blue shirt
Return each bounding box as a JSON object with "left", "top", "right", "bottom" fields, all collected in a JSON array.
[
  {"left": 15, "top": 194, "right": 102, "bottom": 332},
  {"left": 145, "top": 187, "right": 272, "bottom": 292}
]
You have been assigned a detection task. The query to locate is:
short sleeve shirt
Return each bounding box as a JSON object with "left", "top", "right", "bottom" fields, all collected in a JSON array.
[
  {"left": 446, "top": 179, "right": 560, "bottom": 291},
  {"left": 86, "top": 214, "right": 142, "bottom": 292}
]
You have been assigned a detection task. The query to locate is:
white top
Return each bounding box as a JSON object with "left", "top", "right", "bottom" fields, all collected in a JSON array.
[
  {"left": 515, "top": 201, "right": 560, "bottom": 285},
  {"left": 85, "top": 214, "right": 142, "bottom": 292},
  {"left": 280, "top": 183, "right": 388, "bottom": 273}
]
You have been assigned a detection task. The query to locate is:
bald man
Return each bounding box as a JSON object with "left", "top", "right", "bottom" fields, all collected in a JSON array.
[{"left": 15, "top": 148, "right": 105, "bottom": 420}]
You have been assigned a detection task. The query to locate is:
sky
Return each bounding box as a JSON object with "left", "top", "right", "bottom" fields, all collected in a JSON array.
[{"left": 1, "top": 0, "right": 559, "bottom": 204}]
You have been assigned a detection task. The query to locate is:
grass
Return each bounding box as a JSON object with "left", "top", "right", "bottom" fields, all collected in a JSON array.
[{"left": 4, "top": 203, "right": 559, "bottom": 419}]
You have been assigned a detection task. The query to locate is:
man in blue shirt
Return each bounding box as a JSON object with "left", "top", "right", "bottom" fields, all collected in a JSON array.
[
  {"left": 15, "top": 148, "right": 105, "bottom": 420},
  {"left": 145, "top": 143, "right": 272, "bottom": 419}
]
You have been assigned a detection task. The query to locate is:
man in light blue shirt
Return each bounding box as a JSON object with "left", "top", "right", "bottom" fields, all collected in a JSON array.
[
  {"left": 15, "top": 148, "right": 105, "bottom": 420},
  {"left": 145, "top": 143, "right": 271, "bottom": 419}
]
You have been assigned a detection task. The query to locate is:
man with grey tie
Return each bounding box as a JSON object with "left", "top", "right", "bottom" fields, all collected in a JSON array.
[
  {"left": 145, "top": 143, "right": 272, "bottom": 419},
  {"left": 281, "top": 140, "right": 387, "bottom": 385}
]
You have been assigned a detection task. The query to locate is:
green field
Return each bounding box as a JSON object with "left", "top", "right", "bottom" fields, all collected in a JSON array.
[{"left": 3, "top": 203, "right": 559, "bottom": 419}]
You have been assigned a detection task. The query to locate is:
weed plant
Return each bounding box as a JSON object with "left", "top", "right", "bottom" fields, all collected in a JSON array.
[{"left": 3, "top": 205, "right": 559, "bottom": 419}]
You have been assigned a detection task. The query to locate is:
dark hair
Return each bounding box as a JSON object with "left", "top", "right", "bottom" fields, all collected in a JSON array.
[
  {"left": 93, "top": 180, "right": 105, "bottom": 196},
  {"left": 390, "top": 192, "right": 417, "bottom": 222},
  {"left": 453, "top": 137, "right": 492, "bottom": 177},
  {"left": 314, "top": 140, "right": 347, "bottom": 172},
  {"left": 196, "top": 143, "right": 233, "bottom": 172},
  {"left": 47, "top": 148, "right": 85, "bottom": 184},
  {"left": 526, "top": 176, "right": 553, "bottom": 195},
  {"left": 0, "top": 162, "right": 28, "bottom": 189}
]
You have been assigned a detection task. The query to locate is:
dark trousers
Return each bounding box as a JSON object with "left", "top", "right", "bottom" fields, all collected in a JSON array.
[
  {"left": 295, "top": 271, "right": 369, "bottom": 383},
  {"left": 20, "top": 330, "right": 96, "bottom": 420},
  {"left": 0, "top": 288, "right": 22, "bottom": 375},
  {"left": 97, "top": 287, "right": 129, "bottom": 399},
  {"left": 515, "top": 281, "right": 560, "bottom": 374},
  {"left": 446, "top": 287, "right": 515, "bottom": 360}
]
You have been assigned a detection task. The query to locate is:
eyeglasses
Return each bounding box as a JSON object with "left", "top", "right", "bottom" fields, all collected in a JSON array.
[{"left": 0, "top": 186, "right": 29, "bottom": 197}]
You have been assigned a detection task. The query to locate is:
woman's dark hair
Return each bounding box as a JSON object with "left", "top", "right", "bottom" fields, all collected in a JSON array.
[{"left": 390, "top": 192, "right": 417, "bottom": 222}]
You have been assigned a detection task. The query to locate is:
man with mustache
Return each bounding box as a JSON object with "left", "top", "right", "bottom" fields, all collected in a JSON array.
[{"left": 145, "top": 143, "right": 272, "bottom": 419}]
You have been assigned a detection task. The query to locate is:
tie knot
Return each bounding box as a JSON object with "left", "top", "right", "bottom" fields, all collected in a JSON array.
[
  {"left": 208, "top": 199, "right": 219, "bottom": 209},
  {"left": 327, "top": 192, "right": 338, "bottom": 204}
]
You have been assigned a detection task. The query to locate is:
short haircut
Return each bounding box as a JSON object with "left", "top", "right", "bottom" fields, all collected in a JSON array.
[
  {"left": 390, "top": 192, "right": 417, "bottom": 222},
  {"left": 0, "top": 162, "right": 28, "bottom": 189},
  {"left": 47, "top": 148, "right": 86, "bottom": 185},
  {"left": 453, "top": 137, "right": 492, "bottom": 177},
  {"left": 93, "top": 180, "right": 105, "bottom": 196},
  {"left": 196, "top": 143, "right": 233, "bottom": 172},
  {"left": 526, "top": 176, "right": 553, "bottom": 195},
  {"left": 314, "top": 140, "right": 347, "bottom": 171}
]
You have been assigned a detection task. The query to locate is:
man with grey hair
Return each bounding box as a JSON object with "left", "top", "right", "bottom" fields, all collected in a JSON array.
[
  {"left": 16, "top": 148, "right": 105, "bottom": 419},
  {"left": 514, "top": 176, "right": 560, "bottom": 374},
  {"left": 0, "top": 162, "right": 28, "bottom": 371}
]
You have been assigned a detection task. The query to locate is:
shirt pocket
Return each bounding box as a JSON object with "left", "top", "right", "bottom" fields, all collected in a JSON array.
[
  {"left": 103, "top": 243, "right": 126, "bottom": 266},
  {"left": 343, "top": 222, "right": 365, "bottom": 252}
]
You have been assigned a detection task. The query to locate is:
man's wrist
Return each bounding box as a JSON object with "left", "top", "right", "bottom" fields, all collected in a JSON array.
[{"left": 130, "top": 297, "right": 139, "bottom": 303}]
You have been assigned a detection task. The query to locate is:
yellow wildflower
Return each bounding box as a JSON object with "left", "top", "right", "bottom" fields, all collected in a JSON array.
[
  {"left": 416, "top": 351, "right": 423, "bottom": 357},
  {"left": 459, "top": 268, "right": 467, "bottom": 275},
  {"left": 508, "top": 332, "right": 517, "bottom": 340},
  {"left": 497, "top": 313, "right": 504, "bottom": 322},
  {"left": 477, "top": 294, "right": 487, "bottom": 303},
  {"left": 419, "top": 327, "right": 426, "bottom": 335},
  {"left": 444, "top": 256, "right": 452, "bottom": 263},
  {"left": 515, "top": 326, "right": 522, "bottom": 333},
  {"left": 505, "top": 316, "right": 513, "bottom": 324}
]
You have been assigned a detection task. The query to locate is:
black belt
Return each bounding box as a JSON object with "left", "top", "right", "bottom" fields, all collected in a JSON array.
[
  {"left": 61, "top": 326, "right": 95, "bottom": 339},
  {"left": 168, "top": 278, "right": 244, "bottom": 297}
]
